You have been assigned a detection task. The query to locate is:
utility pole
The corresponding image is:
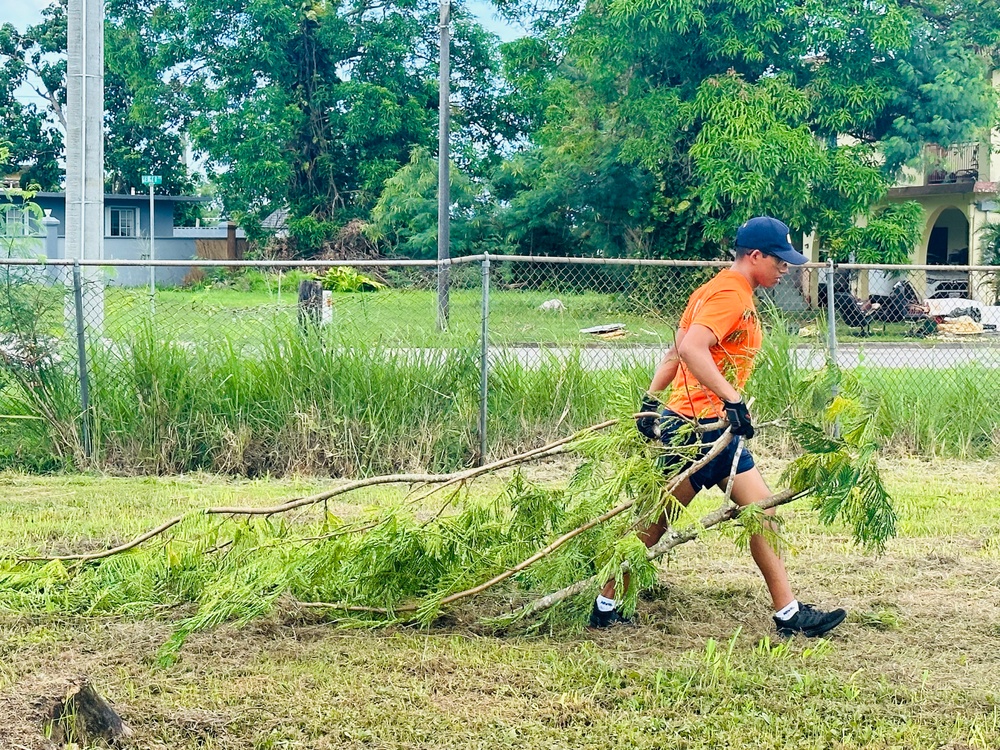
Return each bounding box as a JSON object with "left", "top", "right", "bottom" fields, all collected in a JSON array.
[
  {"left": 66, "top": 0, "right": 105, "bottom": 329},
  {"left": 436, "top": 0, "right": 451, "bottom": 331}
]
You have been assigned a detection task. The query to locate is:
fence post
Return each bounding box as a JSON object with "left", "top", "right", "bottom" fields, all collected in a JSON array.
[
  {"left": 42, "top": 213, "right": 61, "bottom": 285},
  {"left": 72, "top": 260, "right": 92, "bottom": 459},
  {"left": 825, "top": 258, "right": 841, "bottom": 437},
  {"left": 825, "top": 258, "right": 838, "bottom": 372},
  {"left": 479, "top": 253, "right": 490, "bottom": 465}
]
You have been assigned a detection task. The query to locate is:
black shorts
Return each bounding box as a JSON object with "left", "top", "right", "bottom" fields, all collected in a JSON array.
[{"left": 658, "top": 410, "right": 755, "bottom": 493}]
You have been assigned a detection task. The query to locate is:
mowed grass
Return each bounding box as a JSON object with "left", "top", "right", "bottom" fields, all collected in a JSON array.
[
  {"left": 103, "top": 285, "right": 680, "bottom": 347},
  {"left": 2, "top": 458, "right": 999, "bottom": 748},
  {"left": 114, "top": 285, "right": 991, "bottom": 346}
]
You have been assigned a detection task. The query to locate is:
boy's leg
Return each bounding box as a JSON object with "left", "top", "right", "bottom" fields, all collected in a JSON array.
[
  {"left": 597, "top": 477, "right": 699, "bottom": 601},
  {"left": 722, "top": 466, "right": 846, "bottom": 636},
  {"left": 719, "top": 467, "right": 793, "bottom": 610}
]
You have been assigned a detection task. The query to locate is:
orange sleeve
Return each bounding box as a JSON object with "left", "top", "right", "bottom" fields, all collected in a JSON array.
[{"left": 687, "top": 289, "right": 742, "bottom": 344}]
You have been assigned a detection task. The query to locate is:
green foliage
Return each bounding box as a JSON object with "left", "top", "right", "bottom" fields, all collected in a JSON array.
[
  {"left": 286, "top": 216, "right": 340, "bottom": 257},
  {"left": 103, "top": 0, "right": 200, "bottom": 195},
  {"left": 0, "top": 192, "right": 83, "bottom": 466},
  {"left": 981, "top": 222, "right": 1000, "bottom": 266},
  {"left": 368, "top": 149, "right": 494, "bottom": 259},
  {"left": 0, "top": 0, "right": 198, "bottom": 195},
  {"left": 825, "top": 201, "right": 925, "bottom": 264},
  {"left": 0, "top": 11, "right": 63, "bottom": 190},
  {"left": 983, "top": 222, "right": 1000, "bottom": 304},
  {"left": 497, "top": 0, "right": 998, "bottom": 259},
  {"left": 783, "top": 385, "right": 898, "bottom": 554},
  {"left": 181, "top": 0, "right": 506, "bottom": 243},
  {"left": 319, "top": 267, "right": 386, "bottom": 293}
]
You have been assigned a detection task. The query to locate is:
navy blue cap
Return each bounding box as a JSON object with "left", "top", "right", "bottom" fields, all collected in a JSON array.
[{"left": 735, "top": 217, "right": 808, "bottom": 265}]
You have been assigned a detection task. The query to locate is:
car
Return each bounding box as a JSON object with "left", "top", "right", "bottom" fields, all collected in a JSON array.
[{"left": 925, "top": 270, "right": 969, "bottom": 299}]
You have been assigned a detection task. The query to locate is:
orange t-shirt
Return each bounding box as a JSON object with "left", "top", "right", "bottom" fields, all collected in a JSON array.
[{"left": 664, "top": 269, "right": 762, "bottom": 418}]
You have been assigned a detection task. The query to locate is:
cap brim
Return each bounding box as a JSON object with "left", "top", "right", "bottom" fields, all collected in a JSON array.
[{"left": 771, "top": 247, "right": 809, "bottom": 266}]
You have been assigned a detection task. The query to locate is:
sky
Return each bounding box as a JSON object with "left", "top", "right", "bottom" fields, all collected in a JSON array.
[{"left": 2, "top": 0, "right": 51, "bottom": 38}]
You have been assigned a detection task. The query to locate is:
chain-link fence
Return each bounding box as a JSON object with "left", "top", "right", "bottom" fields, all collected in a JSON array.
[{"left": 2, "top": 254, "right": 999, "bottom": 473}]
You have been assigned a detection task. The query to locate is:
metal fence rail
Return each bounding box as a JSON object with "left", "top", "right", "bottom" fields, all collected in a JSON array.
[{"left": 2, "top": 253, "right": 999, "bottom": 466}]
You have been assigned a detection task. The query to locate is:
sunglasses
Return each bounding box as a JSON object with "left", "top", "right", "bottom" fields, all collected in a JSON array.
[{"left": 754, "top": 250, "right": 789, "bottom": 269}]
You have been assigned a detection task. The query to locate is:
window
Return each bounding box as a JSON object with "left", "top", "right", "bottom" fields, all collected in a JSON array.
[
  {"left": 109, "top": 207, "right": 137, "bottom": 237},
  {"left": 0, "top": 206, "right": 36, "bottom": 237}
]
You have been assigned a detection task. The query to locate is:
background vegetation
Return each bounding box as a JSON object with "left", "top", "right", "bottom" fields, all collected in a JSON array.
[{"left": 2, "top": 0, "right": 998, "bottom": 255}]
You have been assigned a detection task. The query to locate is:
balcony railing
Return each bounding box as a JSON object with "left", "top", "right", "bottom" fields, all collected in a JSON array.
[{"left": 925, "top": 142, "right": 979, "bottom": 185}]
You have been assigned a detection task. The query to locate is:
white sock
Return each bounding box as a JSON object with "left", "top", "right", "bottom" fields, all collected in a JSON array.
[
  {"left": 774, "top": 600, "right": 800, "bottom": 621},
  {"left": 595, "top": 595, "right": 617, "bottom": 613}
]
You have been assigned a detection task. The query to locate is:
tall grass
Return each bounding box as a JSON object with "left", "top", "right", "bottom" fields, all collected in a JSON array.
[
  {"left": 858, "top": 365, "right": 1000, "bottom": 458},
  {"left": 1, "top": 319, "right": 999, "bottom": 475},
  {"left": 83, "top": 323, "right": 483, "bottom": 475},
  {"left": 487, "top": 351, "right": 648, "bottom": 447}
]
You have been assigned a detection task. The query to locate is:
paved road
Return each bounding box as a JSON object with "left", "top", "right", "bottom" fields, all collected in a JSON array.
[{"left": 490, "top": 341, "right": 1000, "bottom": 370}]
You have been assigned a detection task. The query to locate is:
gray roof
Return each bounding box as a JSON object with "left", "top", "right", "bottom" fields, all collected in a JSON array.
[{"left": 29, "top": 192, "right": 210, "bottom": 202}]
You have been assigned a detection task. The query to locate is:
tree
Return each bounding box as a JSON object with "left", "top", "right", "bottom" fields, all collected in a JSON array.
[
  {"left": 496, "top": 0, "right": 1000, "bottom": 260},
  {"left": 178, "top": 0, "right": 508, "bottom": 254},
  {"left": 367, "top": 147, "right": 493, "bottom": 258},
  {"left": 0, "top": 0, "right": 197, "bottom": 196},
  {"left": 103, "top": 0, "right": 198, "bottom": 196},
  {"left": 0, "top": 7, "right": 65, "bottom": 190}
]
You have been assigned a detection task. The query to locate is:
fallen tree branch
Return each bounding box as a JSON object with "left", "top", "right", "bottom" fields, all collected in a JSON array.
[
  {"left": 300, "top": 427, "right": 736, "bottom": 616},
  {"left": 206, "top": 419, "right": 620, "bottom": 517},
  {"left": 14, "top": 419, "right": 624, "bottom": 563},
  {"left": 14, "top": 414, "right": 744, "bottom": 575},
  {"left": 17, "top": 516, "right": 188, "bottom": 563}
]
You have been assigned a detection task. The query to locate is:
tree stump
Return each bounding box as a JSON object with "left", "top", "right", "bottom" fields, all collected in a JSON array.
[
  {"left": 297, "top": 279, "right": 324, "bottom": 331},
  {"left": 45, "top": 677, "right": 131, "bottom": 746}
]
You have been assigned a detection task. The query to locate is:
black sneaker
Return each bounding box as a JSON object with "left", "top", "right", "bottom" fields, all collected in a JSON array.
[
  {"left": 773, "top": 603, "right": 847, "bottom": 637},
  {"left": 588, "top": 602, "right": 636, "bottom": 629}
]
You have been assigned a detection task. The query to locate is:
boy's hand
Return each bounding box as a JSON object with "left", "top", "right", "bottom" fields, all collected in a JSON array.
[
  {"left": 722, "top": 399, "right": 754, "bottom": 438},
  {"left": 636, "top": 396, "right": 661, "bottom": 440}
]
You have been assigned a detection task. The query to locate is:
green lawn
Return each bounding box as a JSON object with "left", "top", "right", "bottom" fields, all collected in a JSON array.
[
  {"left": 110, "top": 286, "right": 993, "bottom": 347},
  {"left": 2, "top": 458, "right": 999, "bottom": 748},
  {"left": 10, "top": 276, "right": 995, "bottom": 348},
  {"left": 99, "top": 286, "right": 681, "bottom": 347}
]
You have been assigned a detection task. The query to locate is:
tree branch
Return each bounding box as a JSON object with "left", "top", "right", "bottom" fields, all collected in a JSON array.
[
  {"left": 17, "top": 516, "right": 187, "bottom": 563},
  {"left": 15, "top": 419, "right": 625, "bottom": 563},
  {"left": 206, "top": 418, "right": 620, "bottom": 517},
  {"left": 301, "top": 427, "right": 736, "bottom": 616}
]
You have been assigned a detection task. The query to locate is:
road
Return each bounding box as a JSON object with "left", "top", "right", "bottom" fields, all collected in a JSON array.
[{"left": 490, "top": 341, "right": 1000, "bottom": 370}]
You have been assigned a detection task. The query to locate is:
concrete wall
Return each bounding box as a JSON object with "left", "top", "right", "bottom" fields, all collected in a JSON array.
[
  {"left": 48, "top": 236, "right": 199, "bottom": 287},
  {"left": 100, "top": 237, "right": 198, "bottom": 286}
]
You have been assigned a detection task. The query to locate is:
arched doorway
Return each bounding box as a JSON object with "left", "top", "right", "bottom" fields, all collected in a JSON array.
[
  {"left": 927, "top": 208, "right": 969, "bottom": 265},
  {"left": 925, "top": 207, "right": 970, "bottom": 298}
]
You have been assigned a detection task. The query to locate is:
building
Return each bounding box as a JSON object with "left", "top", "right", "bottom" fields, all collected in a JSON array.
[{"left": 0, "top": 191, "right": 245, "bottom": 286}]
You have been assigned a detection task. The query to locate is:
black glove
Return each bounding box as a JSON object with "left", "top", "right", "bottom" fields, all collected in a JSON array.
[
  {"left": 722, "top": 399, "right": 754, "bottom": 438},
  {"left": 636, "top": 396, "right": 661, "bottom": 440}
]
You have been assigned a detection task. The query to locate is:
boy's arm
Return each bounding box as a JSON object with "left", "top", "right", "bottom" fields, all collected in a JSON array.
[
  {"left": 645, "top": 330, "right": 684, "bottom": 398},
  {"left": 675, "top": 324, "right": 742, "bottom": 404}
]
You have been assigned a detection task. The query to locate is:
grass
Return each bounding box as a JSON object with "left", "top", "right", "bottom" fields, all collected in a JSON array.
[
  {"left": 101, "top": 284, "right": 681, "bottom": 348},
  {"left": 2, "top": 313, "right": 999, "bottom": 477},
  {"left": 2, "top": 458, "right": 1000, "bottom": 748}
]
